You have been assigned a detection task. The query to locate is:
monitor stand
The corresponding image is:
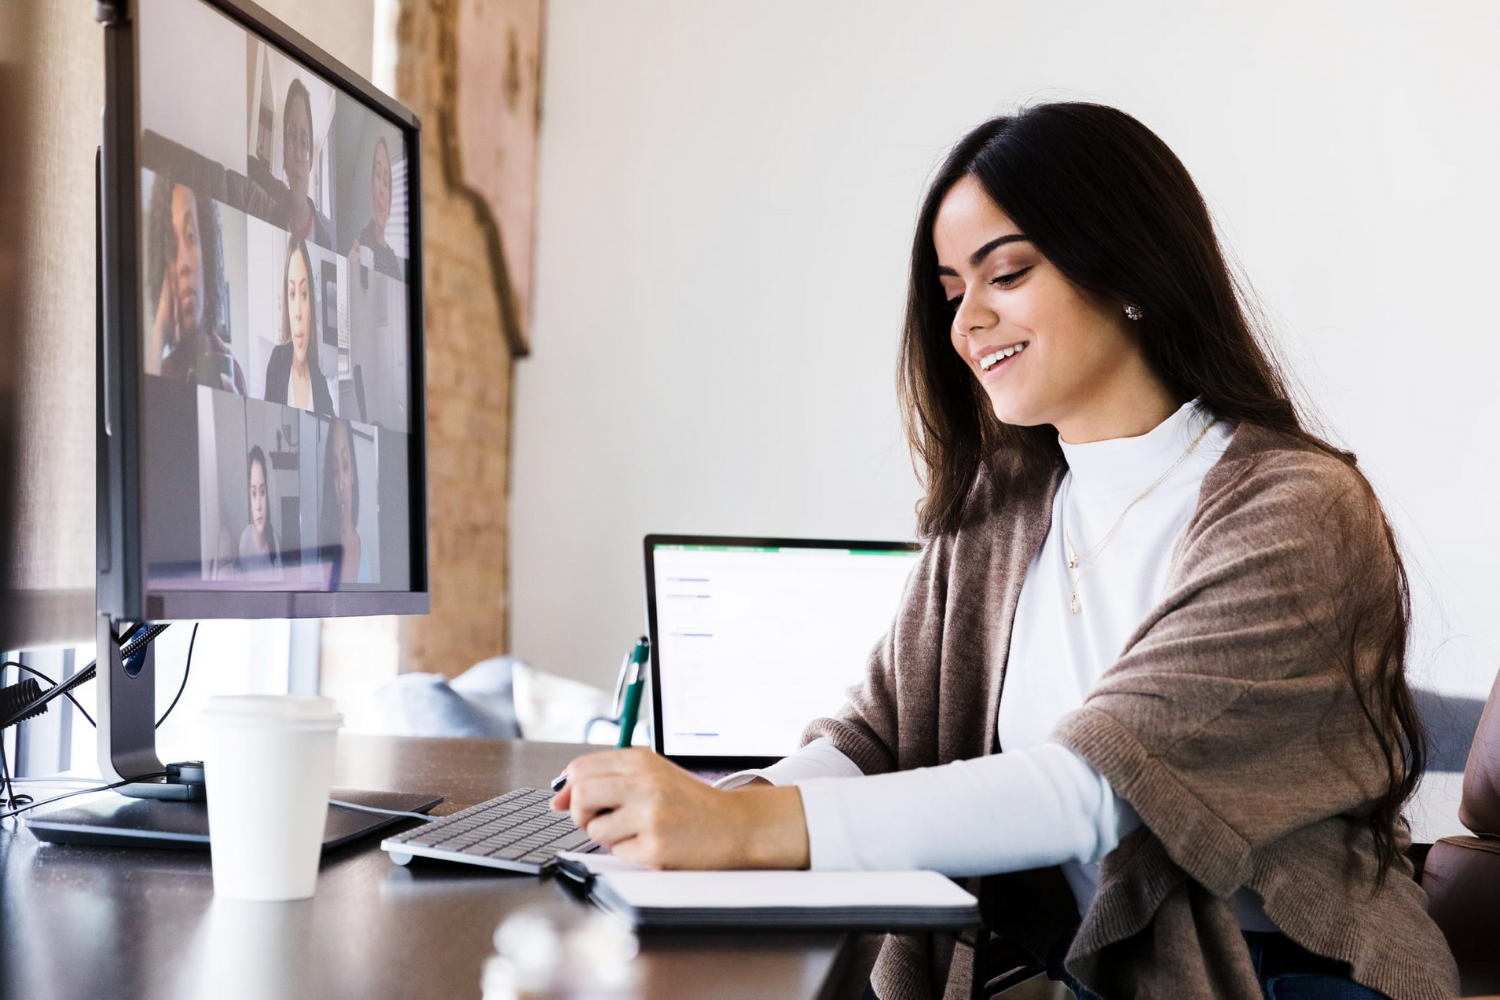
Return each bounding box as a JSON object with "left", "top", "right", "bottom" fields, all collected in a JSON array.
[{"left": 33, "top": 616, "right": 442, "bottom": 850}]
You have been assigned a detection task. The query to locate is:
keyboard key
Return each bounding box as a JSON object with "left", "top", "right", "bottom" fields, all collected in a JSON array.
[
  {"left": 553, "top": 829, "right": 592, "bottom": 851},
  {"left": 381, "top": 787, "right": 593, "bottom": 870}
]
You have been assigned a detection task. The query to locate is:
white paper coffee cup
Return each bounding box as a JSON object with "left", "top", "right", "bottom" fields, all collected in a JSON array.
[{"left": 201, "top": 695, "right": 343, "bottom": 901}]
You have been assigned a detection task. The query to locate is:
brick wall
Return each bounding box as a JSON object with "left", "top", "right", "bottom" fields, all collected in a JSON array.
[{"left": 390, "top": 0, "right": 518, "bottom": 676}]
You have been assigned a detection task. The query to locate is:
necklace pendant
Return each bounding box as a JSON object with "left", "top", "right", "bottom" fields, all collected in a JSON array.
[
  {"left": 1068, "top": 555, "right": 1079, "bottom": 570},
  {"left": 1070, "top": 590, "right": 1080, "bottom": 615}
]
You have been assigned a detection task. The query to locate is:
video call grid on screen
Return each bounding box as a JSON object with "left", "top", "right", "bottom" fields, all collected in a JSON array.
[
  {"left": 135, "top": 0, "right": 416, "bottom": 593},
  {"left": 649, "top": 543, "right": 922, "bottom": 759}
]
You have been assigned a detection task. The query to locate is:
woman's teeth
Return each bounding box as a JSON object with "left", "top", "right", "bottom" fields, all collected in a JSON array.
[{"left": 980, "top": 342, "right": 1028, "bottom": 372}]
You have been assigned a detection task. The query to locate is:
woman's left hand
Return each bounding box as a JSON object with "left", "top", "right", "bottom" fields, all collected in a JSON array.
[{"left": 551, "top": 748, "right": 810, "bottom": 870}]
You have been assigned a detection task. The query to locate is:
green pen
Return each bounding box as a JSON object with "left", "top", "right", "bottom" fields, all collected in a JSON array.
[
  {"left": 616, "top": 636, "right": 650, "bottom": 750},
  {"left": 551, "top": 636, "right": 652, "bottom": 794}
]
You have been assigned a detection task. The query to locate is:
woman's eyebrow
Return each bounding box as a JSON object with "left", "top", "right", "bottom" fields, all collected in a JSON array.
[{"left": 936, "top": 234, "right": 1031, "bottom": 276}]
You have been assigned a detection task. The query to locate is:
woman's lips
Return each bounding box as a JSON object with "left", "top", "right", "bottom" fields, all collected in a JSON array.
[{"left": 978, "top": 347, "right": 1024, "bottom": 385}]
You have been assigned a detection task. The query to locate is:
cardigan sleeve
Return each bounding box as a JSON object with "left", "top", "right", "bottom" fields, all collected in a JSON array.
[{"left": 1051, "top": 448, "right": 1400, "bottom": 898}]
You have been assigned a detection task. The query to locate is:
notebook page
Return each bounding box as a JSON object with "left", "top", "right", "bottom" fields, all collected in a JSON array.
[{"left": 595, "top": 870, "right": 975, "bottom": 910}]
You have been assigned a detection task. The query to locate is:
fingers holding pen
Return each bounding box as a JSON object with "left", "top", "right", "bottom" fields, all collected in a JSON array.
[{"left": 565, "top": 774, "right": 631, "bottom": 831}]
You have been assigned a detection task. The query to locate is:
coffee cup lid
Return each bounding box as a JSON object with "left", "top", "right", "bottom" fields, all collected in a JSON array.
[{"left": 200, "top": 695, "right": 343, "bottom": 731}]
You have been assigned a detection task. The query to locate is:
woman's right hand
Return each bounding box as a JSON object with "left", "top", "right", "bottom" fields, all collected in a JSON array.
[{"left": 145, "top": 269, "right": 175, "bottom": 375}]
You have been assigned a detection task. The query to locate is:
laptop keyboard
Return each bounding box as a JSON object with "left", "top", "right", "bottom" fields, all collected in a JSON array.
[{"left": 381, "top": 787, "right": 600, "bottom": 874}]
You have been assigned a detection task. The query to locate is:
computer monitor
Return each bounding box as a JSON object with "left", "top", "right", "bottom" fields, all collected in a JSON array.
[
  {"left": 644, "top": 536, "right": 922, "bottom": 771},
  {"left": 93, "top": 0, "right": 427, "bottom": 800}
]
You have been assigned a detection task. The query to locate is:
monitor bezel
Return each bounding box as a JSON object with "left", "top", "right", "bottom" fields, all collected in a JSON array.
[
  {"left": 99, "top": 0, "right": 430, "bottom": 621},
  {"left": 642, "top": 533, "right": 921, "bottom": 771}
]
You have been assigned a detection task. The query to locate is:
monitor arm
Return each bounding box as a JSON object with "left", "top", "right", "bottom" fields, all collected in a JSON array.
[{"left": 96, "top": 615, "right": 204, "bottom": 800}]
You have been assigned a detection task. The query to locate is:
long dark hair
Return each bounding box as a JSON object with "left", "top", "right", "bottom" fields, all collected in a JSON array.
[
  {"left": 246, "top": 445, "right": 278, "bottom": 556},
  {"left": 319, "top": 418, "right": 360, "bottom": 568},
  {"left": 147, "top": 176, "right": 225, "bottom": 339},
  {"left": 283, "top": 77, "right": 313, "bottom": 177},
  {"left": 281, "top": 236, "right": 322, "bottom": 373},
  {"left": 900, "top": 102, "right": 1423, "bottom": 882}
]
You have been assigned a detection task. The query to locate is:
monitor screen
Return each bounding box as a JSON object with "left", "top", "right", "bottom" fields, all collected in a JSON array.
[
  {"left": 648, "top": 541, "right": 921, "bottom": 759},
  {"left": 132, "top": 0, "right": 419, "bottom": 596}
]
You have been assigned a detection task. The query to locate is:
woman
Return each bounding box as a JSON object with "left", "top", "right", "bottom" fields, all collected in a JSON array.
[
  {"left": 263, "top": 237, "right": 334, "bottom": 415},
  {"left": 319, "top": 418, "right": 369, "bottom": 585},
  {"left": 347, "top": 135, "right": 405, "bottom": 281},
  {"left": 237, "top": 446, "right": 282, "bottom": 580},
  {"left": 276, "top": 78, "right": 333, "bottom": 249},
  {"left": 144, "top": 177, "right": 247, "bottom": 393},
  {"left": 553, "top": 104, "right": 1458, "bottom": 1000}
]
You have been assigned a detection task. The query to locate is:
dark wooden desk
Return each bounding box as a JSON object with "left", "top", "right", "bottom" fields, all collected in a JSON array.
[{"left": 0, "top": 735, "right": 856, "bottom": 1000}]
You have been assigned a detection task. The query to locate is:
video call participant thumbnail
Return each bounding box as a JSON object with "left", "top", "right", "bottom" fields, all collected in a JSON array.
[
  {"left": 264, "top": 237, "right": 335, "bottom": 415},
  {"left": 347, "top": 135, "right": 405, "bottom": 282},
  {"left": 239, "top": 444, "right": 282, "bottom": 580},
  {"left": 319, "top": 417, "right": 373, "bottom": 585},
  {"left": 145, "top": 176, "right": 248, "bottom": 393},
  {"left": 247, "top": 76, "right": 334, "bottom": 250}
]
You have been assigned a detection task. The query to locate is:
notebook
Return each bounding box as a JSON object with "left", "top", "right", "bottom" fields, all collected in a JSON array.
[{"left": 554, "top": 852, "right": 980, "bottom": 932}]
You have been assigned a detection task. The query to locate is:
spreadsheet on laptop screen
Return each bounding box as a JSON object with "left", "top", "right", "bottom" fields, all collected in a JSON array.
[{"left": 652, "top": 544, "right": 921, "bottom": 758}]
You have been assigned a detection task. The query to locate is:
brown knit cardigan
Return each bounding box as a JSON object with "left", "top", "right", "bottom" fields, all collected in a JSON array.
[{"left": 802, "top": 423, "right": 1459, "bottom": 1000}]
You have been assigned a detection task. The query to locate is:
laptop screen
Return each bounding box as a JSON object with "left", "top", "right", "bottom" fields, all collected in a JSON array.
[{"left": 645, "top": 537, "right": 921, "bottom": 762}]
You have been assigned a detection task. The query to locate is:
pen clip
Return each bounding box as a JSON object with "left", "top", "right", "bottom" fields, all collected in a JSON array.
[{"left": 609, "top": 649, "right": 632, "bottom": 718}]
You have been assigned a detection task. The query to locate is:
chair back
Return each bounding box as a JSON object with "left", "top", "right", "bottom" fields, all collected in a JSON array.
[{"left": 1458, "top": 668, "right": 1500, "bottom": 836}]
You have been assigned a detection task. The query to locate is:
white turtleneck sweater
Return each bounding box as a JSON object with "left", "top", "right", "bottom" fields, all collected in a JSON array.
[{"left": 719, "top": 400, "right": 1275, "bottom": 928}]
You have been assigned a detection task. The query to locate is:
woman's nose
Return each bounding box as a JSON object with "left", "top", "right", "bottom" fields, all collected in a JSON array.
[{"left": 953, "top": 295, "right": 995, "bottom": 336}]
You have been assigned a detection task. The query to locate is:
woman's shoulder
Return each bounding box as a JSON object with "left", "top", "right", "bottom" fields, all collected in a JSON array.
[
  {"left": 263, "top": 342, "right": 290, "bottom": 398},
  {"left": 266, "top": 340, "right": 295, "bottom": 375},
  {"left": 1205, "top": 422, "right": 1376, "bottom": 520},
  {"left": 954, "top": 451, "right": 1063, "bottom": 530},
  {"left": 1186, "top": 422, "right": 1389, "bottom": 576},
  {"left": 313, "top": 370, "right": 335, "bottom": 414},
  {"left": 911, "top": 454, "right": 1061, "bottom": 583}
]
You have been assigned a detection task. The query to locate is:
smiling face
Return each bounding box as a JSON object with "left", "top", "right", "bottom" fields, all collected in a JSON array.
[
  {"left": 286, "top": 247, "right": 310, "bottom": 364},
  {"left": 372, "top": 139, "right": 391, "bottom": 236},
  {"left": 934, "top": 174, "right": 1160, "bottom": 442},
  {"left": 249, "top": 457, "right": 268, "bottom": 538},
  {"left": 170, "top": 185, "right": 204, "bottom": 334}
]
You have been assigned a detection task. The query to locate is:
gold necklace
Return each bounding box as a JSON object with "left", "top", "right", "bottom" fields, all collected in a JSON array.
[{"left": 1062, "top": 417, "right": 1219, "bottom": 615}]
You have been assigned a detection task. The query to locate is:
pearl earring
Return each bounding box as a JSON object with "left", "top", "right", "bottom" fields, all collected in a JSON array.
[{"left": 1123, "top": 303, "right": 1144, "bottom": 321}]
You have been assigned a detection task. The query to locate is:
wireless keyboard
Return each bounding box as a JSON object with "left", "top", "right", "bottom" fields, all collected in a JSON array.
[{"left": 381, "top": 787, "right": 601, "bottom": 874}]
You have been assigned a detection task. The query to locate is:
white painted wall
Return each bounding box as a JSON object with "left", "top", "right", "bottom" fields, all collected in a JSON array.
[{"left": 512, "top": 0, "right": 1500, "bottom": 698}]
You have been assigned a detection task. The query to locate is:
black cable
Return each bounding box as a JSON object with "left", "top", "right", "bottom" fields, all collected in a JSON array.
[
  {"left": 0, "top": 769, "right": 170, "bottom": 822},
  {"left": 0, "top": 622, "right": 170, "bottom": 730},
  {"left": 155, "top": 623, "right": 197, "bottom": 729},
  {"left": 0, "top": 736, "right": 27, "bottom": 812},
  {"left": 329, "top": 798, "right": 436, "bottom": 822},
  {"left": 1, "top": 661, "right": 96, "bottom": 728}
]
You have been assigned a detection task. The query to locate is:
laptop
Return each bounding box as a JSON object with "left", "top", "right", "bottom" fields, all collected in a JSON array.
[{"left": 643, "top": 534, "right": 922, "bottom": 778}]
